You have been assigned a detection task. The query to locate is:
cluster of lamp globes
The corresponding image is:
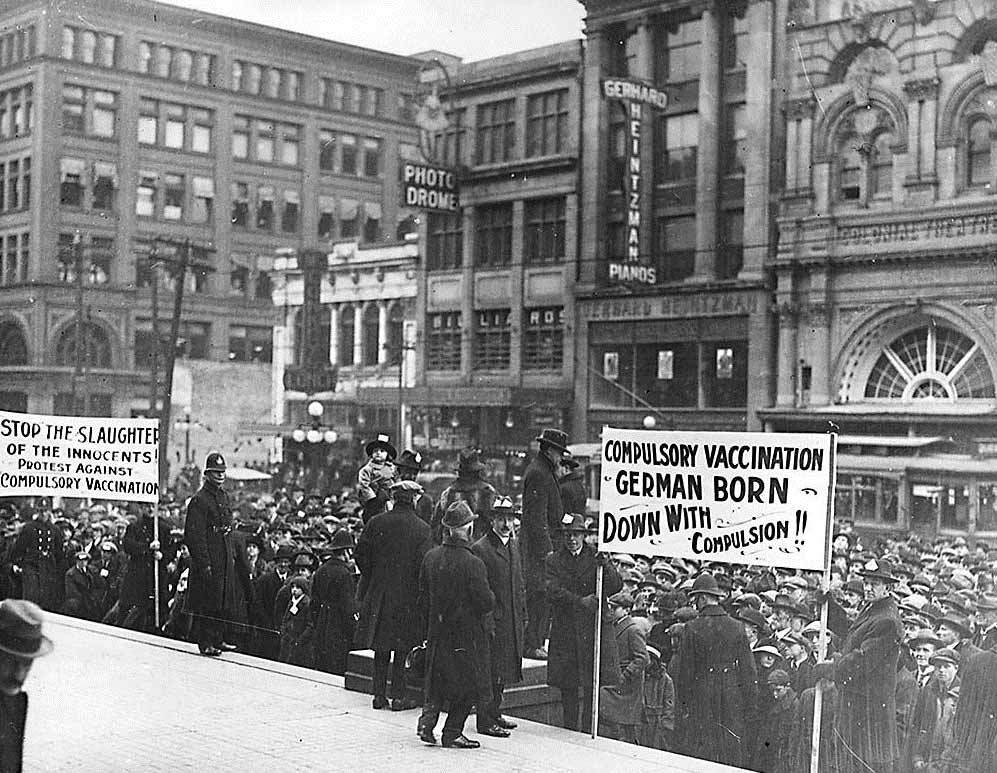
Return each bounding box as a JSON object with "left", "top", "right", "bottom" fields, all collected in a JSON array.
[{"left": 291, "top": 400, "right": 339, "bottom": 445}]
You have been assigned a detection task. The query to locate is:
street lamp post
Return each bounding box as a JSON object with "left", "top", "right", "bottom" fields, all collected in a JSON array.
[{"left": 292, "top": 400, "right": 338, "bottom": 488}]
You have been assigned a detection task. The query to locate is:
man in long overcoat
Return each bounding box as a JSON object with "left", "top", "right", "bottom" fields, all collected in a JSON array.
[
  {"left": 520, "top": 427, "right": 568, "bottom": 659},
  {"left": 354, "top": 480, "right": 431, "bottom": 710},
  {"left": 672, "top": 572, "right": 757, "bottom": 768},
  {"left": 183, "top": 452, "right": 234, "bottom": 656},
  {"left": 431, "top": 448, "right": 496, "bottom": 543},
  {"left": 251, "top": 542, "right": 294, "bottom": 659},
  {"left": 118, "top": 506, "right": 171, "bottom": 632},
  {"left": 310, "top": 529, "right": 358, "bottom": 675},
  {"left": 599, "top": 590, "right": 648, "bottom": 743},
  {"left": 816, "top": 562, "right": 904, "bottom": 773},
  {"left": 417, "top": 501, "right": 494, "bottom": 748},
  {"left": 545, "top": 512, "right": 622, "bottom": 733},
  {"left": 8, "top": 499, "right": 63, "bottom": 611},
  {"left": 471, "top": 495, "right": 526, "bottom": 737}
]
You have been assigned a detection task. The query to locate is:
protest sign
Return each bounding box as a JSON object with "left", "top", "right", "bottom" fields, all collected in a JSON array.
[
  {"left": 0, "top": 411, "right": 159, "bottom": 503},
  {"left": 598, "top": 427, "right": 835, "bottom": 571}
]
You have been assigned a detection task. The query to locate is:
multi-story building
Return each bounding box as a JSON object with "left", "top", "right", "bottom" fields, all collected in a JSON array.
[
  {"left": 406, "top": 43, "right": 583, "bottom": 466},
  {"left": 769, "top": 0, "right": 997, "bottom": 538},
  {"left": 0, "top": 0, "right": 419, "bottom": 476},
  {"left": 574, "top": 0, "right": 780, "bottom": 440}
]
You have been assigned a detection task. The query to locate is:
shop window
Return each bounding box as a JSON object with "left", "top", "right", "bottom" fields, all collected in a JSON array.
[
  {"left": 473, "top": 309, "right": 511, "bottom": 370},
  {"left": 338, "top": 306, "right": 355, "bottom": 367},
  {"left": 836, "top": 474, "right": 898, "bottom": 524},
  {"left": 427, "top": 311, "right": 461, "bottom": 371},
  {"left": 636, "top": 342, "right": 698, "bottom": 407},
  {"left": 978, "top": 483, "right": 997, "bottom": 530},
  {"left": 591, "top": 345, "right": 634, "bottom": 407},
  {"left": 523, "top": 307, "right": 564, "bottom": 371},
  {"left": 704, "top": 341, "right": 748, "bottom": 407},
  {"left": 524, "top": 197, "right": 566, "bottom": 264},
  {"left": 427, "top": 212, "right": 462, "bottom": 270},
  {"left": 475, "top": 203, "right": 513, "bottom": 267}
]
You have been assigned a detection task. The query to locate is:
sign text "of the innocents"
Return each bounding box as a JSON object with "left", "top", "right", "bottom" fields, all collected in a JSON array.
[
  {"left": 598, "top": 428, "right": 835, "bottom": 572},
  {"left": 0, "top": 411, "right": 160, "bottom": 503}
]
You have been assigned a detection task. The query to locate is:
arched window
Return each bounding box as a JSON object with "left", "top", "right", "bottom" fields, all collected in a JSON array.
[
  {"left": 864, "top": 323, "right": 995, "bottom": 401},
  {"left": 839, "top": 139, "right": 863, "bottom": 201},
  {"left": 968, "top": 117, "right": 991, "bottom": 188},
  {"left": 55, "top": 322, "right": 112, "bottom": 369},
  {"left": 362, "top": 304, "right": 380, "bottom": 366},
  {"left": 338, "top": 305, "right": 355, "bottom": 367},
  {"left": 0, "top": 321, "right": 28, "bottom": 366},
  {"left": 870, "top": 131, "right": 893, "bottom": 198},
  {"left": 61, "top": 27, "right": 75, "bottom": 59},
  {"left": 387, "top": 303, "right": 405, "bottom": 365}
]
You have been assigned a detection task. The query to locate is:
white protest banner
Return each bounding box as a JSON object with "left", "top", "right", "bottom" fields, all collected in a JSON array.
[
  {"left": 0, "top": 410, "right": 159, "bottom": 503},
  {"left": 599, "top": 427, "right": 835, "bottom": 571}
]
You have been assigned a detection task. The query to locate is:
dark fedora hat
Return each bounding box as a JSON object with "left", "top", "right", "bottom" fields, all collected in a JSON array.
[
  {"left": 364, "top": 434, "right": 397, "bottom": 460},
  {"left": 442, "top": 501, "right": 476, "bottom": 529},
  {"left": 535, "top": 428, "right": 569, "bottom": 452},
  {"left": 395, "top": 450, "right": 423, "bottom": 472},
  {"left": 0, "top": 600, "right": 54, "bottom": 659},
  {"left": 860, "top": 561, "right": 900, "bottom": 584},
  {"left": 330, "top": 528, "right": 356, "bottom": 551},
  {"left": 455, "top": 447, "right": 486, "bottom": 474}
]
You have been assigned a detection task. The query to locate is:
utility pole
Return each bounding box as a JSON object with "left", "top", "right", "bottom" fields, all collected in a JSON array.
[{"left": 149, "top": 241, "right": 160, "bottom": 418}]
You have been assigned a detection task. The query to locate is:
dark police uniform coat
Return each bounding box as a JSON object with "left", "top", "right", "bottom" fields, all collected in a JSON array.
[
  {"left": 419, "top": 534, "right": 494, "bottom": 703},
  {"left": 183, "top": 480, "right": 232, "bottom": 617},
  {"left": 672, "top": 602, "right": 757, "bottom": 768},
  {"left": 354, "top": 501, "right": 431, "bottom": 652},
  {"left": 471, "top": 529, "right": 526, "bottom": 684},
  {"left": 310, "top": 555, "right": 357, "bottom": 675},
  {"left": 520, "top": 453, "right": 561, "bottom": 589},
  {"left": 9, "top": 518, "right": 63, "bottom": 611},
  {"left": 544, "top": 544, "right": 623, "bottom": 691}
]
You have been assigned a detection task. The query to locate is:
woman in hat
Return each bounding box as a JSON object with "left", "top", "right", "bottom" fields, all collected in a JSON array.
[{"left": 278, "top": 575, "right": 313, "bottom": 668}]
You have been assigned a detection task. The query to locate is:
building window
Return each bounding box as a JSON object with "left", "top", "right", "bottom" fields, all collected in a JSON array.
[
  {"left": 722, "top": 104, "right": 747, "bottom": 176},
  {"left": 0, "top": 232, "right": 29, "bottom": 286},
  {"left": 362, "top": 304, "right": 379, "bottom": 366},
  {"left": 179, "top": 321, "right": 210, "bottom": 359},
  {"left": 256, "top": 120, "right": 274, "bottom": 162},
  {"left": 61, "top": 85, "right": 84, "bottom": 133},
  {"left": 0, "top": 27, "right": 35, "bottom": 71},
  {"left": 363, "top": 137, "right": 381, "bottom": 177},
  {"left": 256, "top": 185, "right": 275, "bottom": 230},
  {"left": 61, "top": 85, "right": 117, "bottom": 138},
  {"left": 433, "top": 108, "right": 467, "bottom": 167},
  {"left": 319, "top": 130, "right": 336, "bottom": 170},
  {"left": 605, "top": 23, "right": 636, "bottom": 77},
  {"left": 230, "top": 182, "right": 249, "bottom": 227},
  {"left": 870, "top": 131, "right": 894, "bottom": 198},
  {"left": 718, "top": 209, "right": 743, "bottom": 280},
  {"left": 0, "top": 158, "right": 29, "bottom": 213},
  {"left": 228, "top": 325, "right": 272, "bottom": 363},
  {"left": 362, "top": 202, "right": 382, "bottom": 243},
  {"left": 164, "top": 103, "right": 185, "bottom": 148},
  {"left": 723, "top": 12, "right": 749, "bottom": 70},
  {"left": 136, "top": 171, "right": 157, "bottom": 217},
  {"left": 92, "top": 162, "right": 117, "bottom": 211},
  {"left": 474, "top": 309, "right": 511, "bottom": 370},
  {"left": 655, "top": 215, "right": 695, "bottom": 281},
  {"left": 61, "top": 26, "right": 117, "bottom": 67},
  {"left": 705, "top": 342, "right": 748, "bottom": 406},
  {"left": 191, "top": 109, "right": 212, "bottom": 153},
  {"left": 386, "top": 304, "right": 405, "bottom": 365},
  {"left": 839, "top": 142, "right": 863, "bottom": 201},
  {"left": 523, "top": 307, "right": 564, "bottom": 371},
  {"left": 659, "top": 113, "right": 698, "bottom": 182},
  {"left": 173, "top": 50, "right": 193, "bottom": 81},
  {"left": 59, "top": 158, "right": 85, "bottom": 207},
  {"left": 281, "top": 190, "right": 300, "bottom": 233},
  {"left": 232, "top": 115, "right": 249, "bottom": 159},
  {"left": 88, "top": 237, "right": 113, "bottom": 285},
  {"left": 138, "top": 98, "right": 157, "bottom": 144},
  {"left": 526, "top": 89, "right": 569, "bottom": 157},
  {"left": 155, "top": 45, "right": 172, "bottom": 77},
  {"left": 341, "top": 134, "right": 358, "bottom": 175},
  {"left": 835, "top": 110, "right": 896, "bottom": 206},
  {"left": 524, "top": 197, "right": 566, "bottom": 264},
  {"left": 281, "top": 124, "right": 300, "bottom": 166},
  {"left": 476, "top": 204, "right": 513, "bottom": 267},
  {"left": 968, "top": 117, "right": 991, "bottom": 188},
  {"left": 607, "top": 102, "right": 627, "bottom": 192},
  {"left": 427, "top": 312, "right": 461, "bottom": 370},
  {"left": 56, "top": 234, "right": 113, "bottom": 287},
  {"left": 656, "top": 17, "right": 701, "bottom": 83},
  {"left": 427, "top": 212, "right": 463, "bottom": 271},
  {"left": 162, "top": 174, "right": 185, "bottom": 220},
  {"left": 477, "top": 100, "right": 515, "bottom": 164},
  {"left": 190, "top": 176, "right": 214, "bottom": 223},
  {"left": 318, "top": 195, "right": 335, "bottom": 238},
  {"left": 339, "top": 199, "right": 359, "bottom": 239},
  {"left": 0, "top": 84, "right": 33, "bottom": 141},
  {"left": 339, "top": 306, "right": 355, "bottom": 366}
]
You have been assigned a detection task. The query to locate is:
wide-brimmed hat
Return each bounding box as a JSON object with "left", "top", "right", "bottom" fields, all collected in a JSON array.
[
  {"left": 909, "top": 627, "right": 943, "bottom": 649},
  {"left": 442, "top": 501, "right": 476, "bottom": 529},
  {"left": 535, "top": 428, "right": 569, "bottom": 452},
  {"left": 558, "top": 513, "right": 588, "bottom": 533},
  {"left": 735, "top": 607, "right": 769, "bottom": 631},
  {"left": 688, "top": 573, "right": 725, "bottom": 598},
  {"left": 752, "top": 644, "right": 782, "bottom": 659},
  {"left": 274, "top": 542, "right": 296, "bottom": 562},
  {"left": 364, "top": 434, "right": 397, "bottom": 460},
  {"left": 204, "top": 452, "right": 226, "bottom": 472},
  {"left": 860, "top": 560, "right": 900, "bottom": 584},
  {"left": 0, "top": 600, "right": 54, "bottom": 659},
  {"left": 936, "top": 614, "right": 972, "bottom": 639},
  {"left": 330, "top": 529, "right": 356, "bottom": 551},
  {"left": 455, "top": 447, "right": 486, "bottom": 474},
  {"left": 395, "top": 450, "right": 423, "bottom": 472}
]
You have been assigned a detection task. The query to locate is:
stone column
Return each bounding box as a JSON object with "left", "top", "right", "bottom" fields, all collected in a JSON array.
[
  {"left": 746, "top": 293, "right": 772, "bottom": 432},
  {"left": 903, "top": 77, "right": 940, "bottom": 205},
  {"left": 741, "top": 0, "right": 773, "bottom": 279},
  {"left": 329, "top": 303, "right": 338, "bottom": 366},
  {"left": 784, "top": 98, "right": 815, "bottom": 193},
  {"left": 352, "top": 304, "right": 363, "bottom": 367},
  {"left": 776, "top": 302, "right": 799, "bottom": 407},
  {"left": 377, "top": 301, "right": 388, "bottom": 364},
  {"left": 580, "top": 29, "right": 606, "bottom": 286},
  {"left": 694, "top": 2, "right": 721, "bottom": 279},
  {"left": 803, "top": 268, "right": 831, "bottom": 406}
]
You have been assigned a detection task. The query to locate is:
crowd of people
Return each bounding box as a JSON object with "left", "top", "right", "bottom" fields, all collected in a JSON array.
[{"left": 2, "top": 425, "right": 997, "bottom": 769}]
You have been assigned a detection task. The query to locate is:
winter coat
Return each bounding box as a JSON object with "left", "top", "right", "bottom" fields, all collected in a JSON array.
[
  {"left": 830, "top": 595, "right": 904, "bottom": 773},
  {"left": 278, "top": 594, "right": 313, "bottom": 668},
  {"left": 559, "top": 470, "right": 587, "bottom": 516},
  {"left": 310, "top": 556, "right": 357, "bottom": 675},
  {"left": 63, "top": 566, "right": 102, "bottom": 621},
  {"left": 600, "top": 614, "right": 648, "bottom": 727},
  {"left": 790, "top": 682, "right": 838, "bottom": 773},
  {"left": 520, "top": 453, "right": 561, "bottom": 588},
  {"left": 9, "top": 519, "right": 63, "bottom": 611},
  {"left": 471, "top": 530, "right": 526, "bottom": 684},
  {"left": 118, "top": 515, "right": 170, "bottom": 612},
  {"left": 0, "top": 692, "right": 27, "bottom": 773},
  {"left": 183, "top": 481, "right": 232, "bottom": 615},
  {"left": 939, "top": 649, "right": 997, "bottom": 773},
  {"left": 431, "top": 475, "right": 496, "bottom": 544},
  {"left": 672, "top": 603, "right": 758, "bottom": 768},
  {"left": 901, "top": 673, "right": 958, "bottom": 772},
  {"left": 638, "top": 661, "right": 675, "bottom": 751},
  {"left": 354, "top": 501, "right": 431, "bottom": 652},
  {"left": 753, "top": 687, "right": 799, "bottom": 773},
  {"left": 418, "top": 535, "right": 494, "bottom": 703},
  {"left": 544, "top": 544, "right": 623, "bottom": 691},
  {"left": 221, "top": 530, "right": 254, "bottom": 627}
]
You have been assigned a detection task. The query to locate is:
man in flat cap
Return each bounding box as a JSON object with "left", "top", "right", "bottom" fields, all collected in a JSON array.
[
  {"left": 0, "top": 599, "right": 53, "bottom": 772},
  {"left": 355, "top": 478, "right": 431, "bottom": 711}
]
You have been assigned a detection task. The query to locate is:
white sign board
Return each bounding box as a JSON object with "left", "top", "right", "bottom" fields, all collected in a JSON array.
[
  {"left": 0, "top": 411, "right": 160, "bottom": 503},
  {"left": 598, "top": 427, "right": 835, "bottom": 571}
]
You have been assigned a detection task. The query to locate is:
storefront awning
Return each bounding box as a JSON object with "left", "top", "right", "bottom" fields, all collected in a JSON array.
[
  {"left": 837, "top": 435, "right": 951, "bottom": 449},
  {"left": 837, "top": 453, "right": 997, "bottom": 477}
]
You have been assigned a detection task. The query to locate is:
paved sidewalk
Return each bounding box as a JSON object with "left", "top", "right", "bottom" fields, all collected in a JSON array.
[{"left": 24, "top": 615, "right": 741, "bottom": 772}]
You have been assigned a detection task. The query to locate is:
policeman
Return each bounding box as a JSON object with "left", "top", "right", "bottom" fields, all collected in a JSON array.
[
  {"left": 8, "top": 498, "right": 63, "bottom": 611},
  {"left": 184, "top": 453, "right": 235, "bottom": 656}
]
